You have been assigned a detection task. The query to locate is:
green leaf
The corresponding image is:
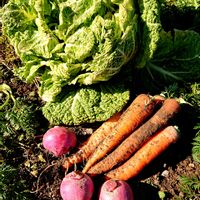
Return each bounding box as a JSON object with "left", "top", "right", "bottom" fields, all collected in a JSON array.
[
  {"left": 179, "top": 175, "right": 200, "bottom": 199},
  {"left": 1, "top": 0, "right": 138, "bottom": 102},
  {"left": 135, "top": 0, "right": 162, "bottom": 68},
  {"left": 1, "top": 1, "right": 37, "bottom": 39},
  {"left": 192, "top": 122, "right": 200, "bottom": 163},
  {"left": 148, "top": 29, "right": 200, "bottom": 82},
  {"left": 42, "top": 81, "right": 130, "bottom": 125},
  {"left": 0, "top": 83, "right": 15, "bottom": 110},
  {"left": 159, "top": 0, "right": 200, "bottom": 9},
  {"left": 0, "top": 164, "right": 34, "bottom": 200}
]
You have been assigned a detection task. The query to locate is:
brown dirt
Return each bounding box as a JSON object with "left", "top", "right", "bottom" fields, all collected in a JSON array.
[
  {"left": 14, "top": 101, "right": 199, "bottom": 200},
  {"left": 19, "top": 127, "right": 199, "bottom": 200},
  {"left": 0, "top": 38, "right": 199, "bottom": 200},
  {"left": 25, "top": 134, "right": 199, "bottom": 200}
]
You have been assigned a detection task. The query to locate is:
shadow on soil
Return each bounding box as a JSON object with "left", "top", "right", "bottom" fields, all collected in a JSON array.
[{"left": 130, "top": 182, "right": 162, "bottom": 200}]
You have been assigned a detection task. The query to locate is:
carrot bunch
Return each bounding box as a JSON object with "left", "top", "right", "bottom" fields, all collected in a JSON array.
[{"left": 62, "top": 94, "right": 181, "bottom": 181}]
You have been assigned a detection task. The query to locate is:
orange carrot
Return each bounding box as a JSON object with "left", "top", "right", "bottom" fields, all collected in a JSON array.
[
  {"left": 62, "top": 112, "right": 122, "bottom": 169},
  {"left": 82, "top": 94, "right": 164, "bottom": 173},
  {"left": 86, "top": 98, "right": 180, "bottom": 176},
  {"left": 105, "top": 125, "right": 180, "bottom": 181}
]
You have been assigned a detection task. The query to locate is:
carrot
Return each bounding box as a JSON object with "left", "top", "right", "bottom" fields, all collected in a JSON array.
[
  {"left": 82, "top": 94, "right": 164, "bottom": 173},
  {"left": 86, "top": 98, "right": 180, "bottom": 176},
  {"left": 62, "top": 112, "right": 122, "bottom": 169},
  {"left": 105, "top": 125, "right": 180, "bottom": 181}
]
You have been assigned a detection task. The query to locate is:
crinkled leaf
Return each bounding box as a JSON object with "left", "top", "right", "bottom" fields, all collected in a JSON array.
[
  {"left": 135, "top": 0, "right": 162, "bottom": 68},
  {"left": 42, "top": 81, "right": 130, "bottom": 125},
  {"left": 1, "top": 0, "right": 138, "bottom": 101},
  {"left": 148, "top": 29, "right": 200, "bottom": 81}
]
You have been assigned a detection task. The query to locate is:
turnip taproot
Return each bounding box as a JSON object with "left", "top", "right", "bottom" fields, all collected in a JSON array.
[
  {"left": 60, "top": 171, "right": 94, "bottom": 200},
  {"left": 99, "top": 179, "right": 134, "bottom": 200},
  {"left": 42, "top": 126, "right": 76, "bottom": 156}
]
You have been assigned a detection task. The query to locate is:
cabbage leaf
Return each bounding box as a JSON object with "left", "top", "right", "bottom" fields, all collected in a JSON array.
[
  {"left": 134, "top": 0, "right": 162, "bottom": 68},
  {"left": 42, "top": 81, "right": 130, "bottom": 125},
  {"left": 0, "top": 0, "right": 137, "bottom": 125},
  {"left": 0, "top": 0, "right": 138, "bottom": 102},
  {"left": 147, "top": 29, "right": 200, "bottom": 81}
]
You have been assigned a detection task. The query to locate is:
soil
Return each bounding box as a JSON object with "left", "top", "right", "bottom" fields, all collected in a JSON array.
[
  {"left": 20, "top": 125, "right": 200, "bottom": 200},
  {"left": 1, "top": 69, "right": 199, "bottom": 200},
  {"left": 0, "top": 32, "right": 200, "bottom": 200}
]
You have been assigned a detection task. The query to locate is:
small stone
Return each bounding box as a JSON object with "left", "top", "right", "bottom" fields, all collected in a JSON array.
[
  {"left": 161, "top": 170, "right": 169, "bottom": 177},
  {"left": 179, "top": 191, "right": 184, "bottom": 198},
  {"left": 188, "top": 163, "right": 195, "bottom": 168}
]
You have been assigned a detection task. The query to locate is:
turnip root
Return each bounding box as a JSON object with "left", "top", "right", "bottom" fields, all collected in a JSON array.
[
  {"left": 99, "top": 179, "right": 134, "bottom": 200},
  {"left": 60, "top": 171, "right": 94, "bottom": 200},
  {"left": 42, "top": 126, "right": 76, "bottom": 156}
]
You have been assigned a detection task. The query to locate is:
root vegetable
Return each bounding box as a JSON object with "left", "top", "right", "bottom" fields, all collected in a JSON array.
[
  {"left": 87, "top": 98, "right": 180, "bottom": 175},
  {"left": 82, "top": 94, "right": 163, "bottom": 173},
  {"left": 60, "top": 171, "right": 94, "bottom": 200},
  {"left": 42, "top": 126, "right": 77, "bottom": 157},
  {"left": 105, "top": 126, "right": 180, "bottom": 180},
  {"left": 99, "top": 179, "right": 134, "bottom": 200},
  {"left": 62, "top": 112, "right": 122, "bottom": 169}
]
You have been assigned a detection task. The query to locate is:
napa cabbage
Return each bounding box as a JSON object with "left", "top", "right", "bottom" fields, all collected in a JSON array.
[
  {"left": 1, "top": 0, "right": 200, "bottom": 125},
  {"left": 0, "top": 0, "right": 138, "bottom": 102}
]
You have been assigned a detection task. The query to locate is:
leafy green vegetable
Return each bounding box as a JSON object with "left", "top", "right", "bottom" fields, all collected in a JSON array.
[
  {"left": 0, "top": 83, "right": 40, "bottom": 143},
  {"left": 192, "top": 119, "right": 200, "bottom": 163},
  {"left": 0, "top": 0, "right": 138, "bottom": 101},
  {"left": 0, "top": 164, "right": 35, "bottom": 200},
  {"left": 42, "top": 80, "right": 130, "bottom": 125},
  {"left": 6, "top": 98, "right": 40, "bottom": 135},
  {"left": 137, "top": 0, "right": 200, "bottom": 67},
  {"left": 0, "top": 0, "right": 137, "bottom": 125},
  {"left": 0, "top": 82, "right": 40, "bottom": 200},
  {"left": 134, "top": 0, "right": 162, "bottom": 68},
  {"left": 134, "top": 0, "right": 200, "bottom": 85},
  {"left": 179, "top": 175, "right": 200, "bottom": 199},
  {"left": 0, "top": 83, "right": 14, "bottom": 110},
  {"left": 146, "top": 29, "right": 200, "bottom": 81},
  {"left": 1, "top": 0, "right": 200, "bottom": 125}
]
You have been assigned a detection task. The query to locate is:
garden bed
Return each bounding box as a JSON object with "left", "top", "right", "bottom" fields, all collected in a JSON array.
[{"left": 0, "top": 0, "right": 200, "bottom": 199}]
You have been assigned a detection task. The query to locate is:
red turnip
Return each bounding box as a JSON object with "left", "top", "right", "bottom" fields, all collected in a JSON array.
[
  {"left": 42, "top": 126, "right": 76, "bottom": 156},
  {"left": 60, "top": 171, "right": 94, "bottom": 200},
  {"left": 99, "top": 179, "right": 134, "bottom": 200}
]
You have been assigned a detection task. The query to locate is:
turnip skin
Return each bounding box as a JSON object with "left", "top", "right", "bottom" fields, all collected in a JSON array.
[
  {"left": 60, "top": 171, "right": 94, "bottom": 200},
  {"left": 99, "top": 179, "right": 134, "bottom": 200},
  {"left": 42, "top": 126, "right": 77, "bottom": 157}
]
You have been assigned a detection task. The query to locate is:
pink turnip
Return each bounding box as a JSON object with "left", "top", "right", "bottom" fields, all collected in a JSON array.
[
  {"left": 60, "top": 171, "right": 94, "bottom": 200},
  {"left": 42, "top": 126, "right": 77, "bottom": 156},
  {"left": 99, "top": 179, "right": 134, "bottom": 200}
]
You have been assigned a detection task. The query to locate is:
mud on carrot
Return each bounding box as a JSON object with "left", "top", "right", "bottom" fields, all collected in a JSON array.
[
  {"left": 62, "top": 112, "right": 122, "bottom": 169},
  {"left": 86, "top": 98, "right": 180, "bottom": 176},
  {"left": 105, "top": 125, "right": 180, "bottom": 181},
  {"left": 82, "top": 94, "right": 165, "bottom": 173}
]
